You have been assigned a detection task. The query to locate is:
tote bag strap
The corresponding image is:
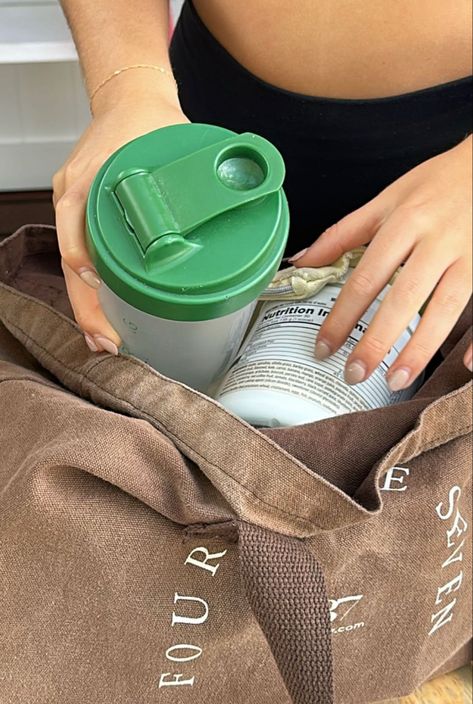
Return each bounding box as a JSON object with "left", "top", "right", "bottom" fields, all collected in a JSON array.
[{"left": 238, "top": 521, "right": 334, "bottom": 704}]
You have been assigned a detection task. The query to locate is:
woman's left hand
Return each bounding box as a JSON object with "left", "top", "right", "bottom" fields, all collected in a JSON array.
[{"left": 290, "top": 135, "right": 473, "bottom": 390}]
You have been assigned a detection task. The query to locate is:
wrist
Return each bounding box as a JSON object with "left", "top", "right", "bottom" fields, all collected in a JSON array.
[{"left": 90, "top": 67, "right": 180, "bottom": 116}]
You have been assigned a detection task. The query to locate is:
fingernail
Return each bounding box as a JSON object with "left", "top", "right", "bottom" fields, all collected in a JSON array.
[
  {"left": 84, "top": 332, "right": 99, "bottom": 353},
  {"left": 464, "top": 348, "right": 473, "bottom": 372},
  {"left": 79, "top": 268, "right": 101, "bottom": 289},
  {"left": 288, "top": 247, "right": 308, "bottom": 263},
  {"left": 388, "top": 367, "right": 412, "bottom": 392},
  {"left": 315, "top": 339, "right": 332, "bottom": 360},
  {"left": 345, "top": 360, "right": 367, "bottom": 385},
  {"left": 94, "top": 336, "right": 119, "bottom": 356}
]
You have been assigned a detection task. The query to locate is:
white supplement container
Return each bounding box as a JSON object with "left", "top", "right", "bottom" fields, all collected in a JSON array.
[{"left": 215, "top": 276, "right": 422, "bottom": 426}]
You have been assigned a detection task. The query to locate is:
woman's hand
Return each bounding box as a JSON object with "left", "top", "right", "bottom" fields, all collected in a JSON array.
[
  {"left": 53, "top": 90, "right": 189, "bottom": 354},
  {"left": 290, "top": 136, "right": 473, "bottom": 389}
]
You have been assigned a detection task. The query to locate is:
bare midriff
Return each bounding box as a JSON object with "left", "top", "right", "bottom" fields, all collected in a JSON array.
[{"left": 192, "top": 0, "right": 472, "bottom": 98}]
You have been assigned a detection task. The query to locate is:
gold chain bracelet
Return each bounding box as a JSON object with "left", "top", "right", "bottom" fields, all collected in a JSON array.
[{"left": 89, "top": 64, "right": 176, "bottom": 108}]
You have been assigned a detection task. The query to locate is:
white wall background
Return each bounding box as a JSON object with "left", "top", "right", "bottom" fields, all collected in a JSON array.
[
  {"left": 0, "top": 0, "right": 184, "bottom": 191},
  {"left": 171, "top": 0, "right": 184, "bottom": 18}
]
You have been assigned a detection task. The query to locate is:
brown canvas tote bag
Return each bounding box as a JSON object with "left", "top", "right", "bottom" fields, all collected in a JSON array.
[{"left": 0, "top": 225, "right": 471, "bottom": 704}]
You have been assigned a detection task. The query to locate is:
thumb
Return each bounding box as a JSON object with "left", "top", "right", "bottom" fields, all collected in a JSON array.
[
  {"left": 62, "top": 261, "right": 121, "bottom": 352},
  {"left": 290, "top": 197, "right": 387, "bottom": 268}
]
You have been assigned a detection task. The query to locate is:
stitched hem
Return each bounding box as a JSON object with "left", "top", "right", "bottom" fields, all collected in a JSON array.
[
  {"left": 0, "top": 284, "right": 471, "bottom": 532},
  {"left": 0, "top": 299, "right": 373, "bottom": 527},
  {"left": 0, "top": 370, "right": 323, "bottom": 532}
]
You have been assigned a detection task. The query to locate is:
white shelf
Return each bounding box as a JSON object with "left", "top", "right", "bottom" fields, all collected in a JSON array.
[
  {"left": 0, "top": 139, "right": 78, "bottom": 190},
  {"left": 0, "top": 3, "right": 77, "bottom": 64}
]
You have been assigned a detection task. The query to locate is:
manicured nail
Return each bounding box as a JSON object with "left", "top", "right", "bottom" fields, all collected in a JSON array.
[
  {"left": 388, "top": 367, "right": 412, "bottom": 392},
  {"left": 464, "top": 347, "right": 473, "bottom": 372},
  {"left": 288, "top": 247, "right": 308, "bottom": 263},
  {"left": 84, "top": 332, "right": 99, "bottom": 353},
  {"left": 315, "top": 339, "right": 332, "bottom": 360},
  {"left": 94, "top": 336, "right": 119, "bottom": 356},
  {"left": 345, "top": 360, "right": 367, "bottom": 385},
  {"left": 79, "top": 268, "right": 101, "bottom": 289}
]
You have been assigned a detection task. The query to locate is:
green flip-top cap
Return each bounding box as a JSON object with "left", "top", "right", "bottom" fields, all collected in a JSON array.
[{"left": 86, "top": 123, "right": 290, "bottom": 321}]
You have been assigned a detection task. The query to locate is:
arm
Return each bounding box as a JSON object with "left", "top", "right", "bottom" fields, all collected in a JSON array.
[
  {"left": 60, "top": 0, "right": 177, "bottom": 113},
  {"left": 54, "top": 0, "right": 188, "bottom": 352}
]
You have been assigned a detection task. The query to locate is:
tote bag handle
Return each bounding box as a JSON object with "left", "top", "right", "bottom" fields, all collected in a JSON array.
[{"left": 238, "top": 521, "right": 334, "bottom": 704}]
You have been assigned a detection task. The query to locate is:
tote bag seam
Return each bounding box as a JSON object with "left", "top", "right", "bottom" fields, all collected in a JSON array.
[
  {"left": 3, "top": 322, "right": 471, "bottom": 535},
  {"left": 0, "top": 372, "right": 320, "bottom": 530},
  {"left": 113, "top": 403, "right": 327, "bottom": 530},
  {"left": 376, "top": 420, "right": 472, "bottom": 498},
  {"left": 0, "top": 293, "right": 471, "bottom": 529},
  {"left": 412, "top": 424, "right": 472, "bottom": 453},
  {"left": 0, "top": 375, "right": 236, "bottom": 529},
  {"left": 0, "top": 284, "right": 315, "bottom": 440},
  {"left": 376, "top": 392, "right": 472, "bottom": 472},
  {"left": 0, "top": 305, "right": 373, "bottom": 527}
]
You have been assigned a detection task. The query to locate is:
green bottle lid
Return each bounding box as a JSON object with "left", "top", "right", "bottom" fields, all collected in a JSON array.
[{"left": 86, "top": 124, "right": 289, "bottom": 321}]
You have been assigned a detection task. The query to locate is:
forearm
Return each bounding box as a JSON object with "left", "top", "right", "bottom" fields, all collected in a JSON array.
[{"left": 60, "top": 0, "right": 178, "bottom": 112}]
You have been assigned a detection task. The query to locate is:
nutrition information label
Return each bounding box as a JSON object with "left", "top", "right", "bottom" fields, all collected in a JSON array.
[{"left": 218, "top": 290, "right": 419, "bottom": 416}]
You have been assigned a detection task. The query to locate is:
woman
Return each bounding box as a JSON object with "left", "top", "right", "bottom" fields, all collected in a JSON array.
[{"left": 54, "top": 0, "right": 472, "bottom": 391}]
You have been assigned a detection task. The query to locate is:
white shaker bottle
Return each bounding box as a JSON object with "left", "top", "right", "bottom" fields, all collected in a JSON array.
[{"left": 86, "top": 124, "right": 289, "bottom": 392}]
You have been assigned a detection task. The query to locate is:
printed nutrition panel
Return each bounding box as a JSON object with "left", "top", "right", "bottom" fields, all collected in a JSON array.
[{"left": 219, "top": 296, "right": 416, "bottom": 414}]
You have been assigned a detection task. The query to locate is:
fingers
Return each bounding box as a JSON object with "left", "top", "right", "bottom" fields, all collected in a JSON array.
[
  {"left": 289, "top": 196, "right": 388, "bottom": 267},
  {"left": 314, "top": 217, "right": 416, "bottom": 360},
  {"left": 386, "top": 261, "right": 472, "bottom": 389},
  {"left": 55, "top": 172, "right": 101, "bottom": 288},
  {"left": 62, "top": 261, "right": 121, "bottom": 353},
  {"left": 318, "top": 239, "right": 457, "bottom": 386},
  {"left": 54, "top": 154, "right": 117, "bottom": 353}
]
